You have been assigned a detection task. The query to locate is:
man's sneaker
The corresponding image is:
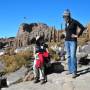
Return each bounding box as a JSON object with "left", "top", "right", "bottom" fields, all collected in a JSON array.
[{"left": 72, "top": 73, "right": 77, "bottom": 78}]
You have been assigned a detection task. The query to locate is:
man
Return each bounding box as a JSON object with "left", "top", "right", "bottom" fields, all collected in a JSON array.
[{"left": 63, "top": 9, "right": 85, "bottom": 78}]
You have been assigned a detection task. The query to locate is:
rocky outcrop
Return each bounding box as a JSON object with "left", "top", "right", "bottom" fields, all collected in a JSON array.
[
  {"left": 15, "top": 23, "right": 63, "bottom": 48},
  {"left": 2, "top": 65, "right": 90, "bottom": 90}
]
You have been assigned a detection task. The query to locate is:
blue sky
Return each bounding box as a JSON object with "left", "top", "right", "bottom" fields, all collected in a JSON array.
[{"left": 0, "top": 0, "right": 90, "bottom": 38}]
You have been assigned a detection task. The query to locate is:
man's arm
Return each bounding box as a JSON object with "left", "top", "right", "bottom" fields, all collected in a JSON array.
[{"left": 76, "top": 21, "right": 85, "bottom": 37}]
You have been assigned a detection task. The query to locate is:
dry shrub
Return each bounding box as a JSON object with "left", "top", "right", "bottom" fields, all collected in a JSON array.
[
  {"left": 5, "top": 47, "right": 15, "bottom": 55},
  {"left": 2, "top": 55, "right": 19, "bottom": 73},
  {"left": 17, "top": 51, "right": 33, "bottom": 60},
  {"left": 53, "top": 54, "right": 60, "bottom": 61},
  {"left": 48, "top": 48, "right": 60, "bottom": 61},
  {"left": 78, "top": 38, "right": 89, "bottom": 46},
  {"left": 1, "top": 50, "right": 33, "bottom": 73}
]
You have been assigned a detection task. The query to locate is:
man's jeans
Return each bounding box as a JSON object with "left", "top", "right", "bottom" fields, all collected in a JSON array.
[{"left": 65, "top": 41, "right": 77, "bottom": 74}]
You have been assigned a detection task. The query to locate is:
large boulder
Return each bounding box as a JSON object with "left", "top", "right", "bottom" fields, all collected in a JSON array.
[
  {"left": 5, "top": 66, "right": 27, "bottom": 85},
  {"left": 82, "top": 44, "right": 90, "bottom": 54}
]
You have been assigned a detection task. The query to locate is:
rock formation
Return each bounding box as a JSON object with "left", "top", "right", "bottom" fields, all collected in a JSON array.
[{"left": 15, "top": 23, "right": 63, "bottom": 48}]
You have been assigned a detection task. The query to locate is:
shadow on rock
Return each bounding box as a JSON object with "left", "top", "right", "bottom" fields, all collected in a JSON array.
[
  {"left": 77, "top": 67, "right": 90, "bottom": 76},
  {"left": 79, "top": 57, "right": 90, "bottom": 65},
  {"left": 45, "top": 62, "right": 64, "bottom": 75}
]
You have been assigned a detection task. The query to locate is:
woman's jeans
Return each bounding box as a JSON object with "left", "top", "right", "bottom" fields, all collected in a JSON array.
[{"left": 65, "top": 41, "right": 77, "bottom": 74}]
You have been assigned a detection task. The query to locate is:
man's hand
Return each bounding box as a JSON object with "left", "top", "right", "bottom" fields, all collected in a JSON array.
[{"left": 71, "top": 34, "right": 78, "bottom": 38}]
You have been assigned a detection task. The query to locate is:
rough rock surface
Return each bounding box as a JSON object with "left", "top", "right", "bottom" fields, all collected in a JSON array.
[{"left": 2, "top": 65, "right": 90, "bottom": 90}]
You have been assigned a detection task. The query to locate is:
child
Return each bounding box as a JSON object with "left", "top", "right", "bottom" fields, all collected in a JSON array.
[{"left": 33, "top": 36, "right": 48, "bottom": 84}]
